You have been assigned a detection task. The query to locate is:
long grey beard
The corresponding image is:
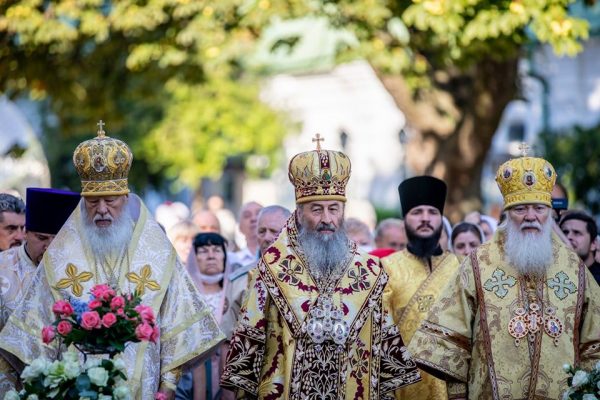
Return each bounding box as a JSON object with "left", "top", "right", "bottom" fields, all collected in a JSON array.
[
  {"left": 298, "top": 225, "right": 350, "bottom": 282},
  {"left": 82, "top": 208, "right": 134, "bottom": 261},
  {"left": 502, "top": 217, "right": 553, "bottom": 277}
]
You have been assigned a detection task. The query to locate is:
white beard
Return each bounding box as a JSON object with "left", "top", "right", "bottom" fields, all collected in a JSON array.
[
  {"left": 298, "top": 224, "right": 350, "bottom": 281},
  {"left": 502, "top": 217, "right": 553, "bottom": 277},
  {"left": 82, "top": 206, "right": 134, "bottom": 261}
]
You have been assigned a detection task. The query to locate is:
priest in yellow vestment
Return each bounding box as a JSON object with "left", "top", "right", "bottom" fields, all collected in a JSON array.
[
  {"left": 221, "top": 138, "right": 421, "bottom": 399},
  {"left": 382, "top": 176, "right": 459, "bottom": 400},
  {"left": 409, "top": 152, "right": 600, "bottom": 399},
  {"left": 0, "top": 124, "right": 224, "bottom": 399}
]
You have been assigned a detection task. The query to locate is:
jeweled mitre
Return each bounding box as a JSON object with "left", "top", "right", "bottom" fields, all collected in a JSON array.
[
  {"left": 495, "top": 156, "right": 556, "bottom": 210},
  {"left": 72, "top": 123, "right": 133, "bottom": 197},
  {"left": 288, "top": 140, "right": 351, "bottom": 204}
]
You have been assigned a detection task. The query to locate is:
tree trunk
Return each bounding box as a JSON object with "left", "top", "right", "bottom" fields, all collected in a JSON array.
[{"left": 381, "top": 57, "right": 519, "bottom": 222}]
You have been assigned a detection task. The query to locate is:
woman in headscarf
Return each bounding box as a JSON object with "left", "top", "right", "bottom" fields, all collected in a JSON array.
[{"left": 176, "top": 232, "right": 231, "bottom": 400}]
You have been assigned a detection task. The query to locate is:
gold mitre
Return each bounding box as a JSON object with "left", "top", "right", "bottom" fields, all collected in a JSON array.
[
  {"left": 288, "top": 134, "right": 351, "bottom": 204},
  {"left": 72, "top": 121, "right": 133, "bottom": 197},
  {"left": 495, "top": 144, "right": 556, "bottom": 210}
]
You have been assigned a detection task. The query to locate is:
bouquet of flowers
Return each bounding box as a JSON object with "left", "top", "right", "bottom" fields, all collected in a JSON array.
[
  {"left": 42, "top": 284, "right": 159, "bottom": 354},
  {"left": 3, "top": 284, "right": 161, "bottom": 400},
  {"left": 4, "top": 351, "right": 129, "bottom": 400},
  {"left": 562, "top": 362, "right": 600, "bottom": 400}
]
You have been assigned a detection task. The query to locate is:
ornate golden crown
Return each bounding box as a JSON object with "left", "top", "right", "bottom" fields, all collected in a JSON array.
[
  {"left": 288, "top": 134, "right": 351, "bottom": 204},
  {"left": 495, "top": 145, "right": 556, "bottom": 210},
  {"left": 72, "top": 121, "right": 133, "bottom": 197}
]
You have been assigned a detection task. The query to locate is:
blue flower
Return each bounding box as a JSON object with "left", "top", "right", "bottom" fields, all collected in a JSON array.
[{"left": 69, "top": 297, "right": 89, "bottom": 323}]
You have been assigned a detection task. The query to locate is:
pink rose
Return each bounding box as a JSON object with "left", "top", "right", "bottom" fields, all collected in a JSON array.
[
  {"left": 150, "top": 325, "right": 160, "bottom": 343},
  {"left": 52, "top": 300, "right": 74, "bottom": 317},
  {"left": 88, "top": 299, "right": 103, "bottom": 310},
  {"left": 42, "top": 326, "right": 56, "bottom": 344},
  {"left": 110, "top": 296, "right": 125, "bottom": 310},
  {"left": 81, "top": 311, "right": 101, "bottom": 330},
  {"left": 56, "top": 320, "right": 72, "bottom": 336},
  {"left": 102, "top": 312, "right": 117, "bottom": 328},
  {"left": 116, "top": 308, "right": 125, "bottom": 317},
  {"left": 134, "top": 305, "right": 155, "bottom": 324},
  {"left": 135, "top": 322, "right": 154, "bottom": 341},
  {"left": 91, "top": 284, "right": 115, "bottom": 301},
  {"left": 155, "top": 393, "right": 168, "bottom": 400}
]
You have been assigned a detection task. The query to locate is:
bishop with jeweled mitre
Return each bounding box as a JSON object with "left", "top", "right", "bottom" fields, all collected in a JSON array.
[
  {"left": 221, "top": 136, "right": 421, "bottom": 399},
  {"left": 0, "top": 123, "right": 224, "bottom": 399}
]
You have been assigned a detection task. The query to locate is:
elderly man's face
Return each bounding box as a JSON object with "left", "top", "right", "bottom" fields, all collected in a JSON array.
[
  {"left": 299, "top": 200, "right": 344, "bottom": 235},
  {"left": 257, "top": 212, "right": 288, "bottom": 254},
  {"left": 84, "top": 195, "right": 128, "bottom": 228},
  {"left": 239, "top": 202, "right": 262, "bottom": 240},
  {"left": 507, "top": 204, "right": 551, "bottom": 233}
]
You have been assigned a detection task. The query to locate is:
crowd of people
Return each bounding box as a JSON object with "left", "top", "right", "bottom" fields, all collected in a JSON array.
[{"left": 0, "top": 125, "right": 599, "bottom": 399}]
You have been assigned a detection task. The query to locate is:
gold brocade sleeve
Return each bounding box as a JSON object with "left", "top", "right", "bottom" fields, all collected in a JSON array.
[
  {"left": 158, "top": 260, "right": 225, "bottom": 375},
  {"left": 220, "top": 271, "right": 267, "bottom": 397},
  {"left": 408, "top": 257, "right": 476, "bottom": 383},
  {"left": 578, "top": 268, "right": 600, "bottom": 368}
]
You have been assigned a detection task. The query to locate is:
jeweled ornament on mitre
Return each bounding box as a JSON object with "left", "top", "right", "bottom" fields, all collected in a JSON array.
[
  {"left": 495, "top": 142, "right": 556, "bottom": 210},
  {"left": 72, "top": 120, "right": 133, "bottom": 197},
  {"left": 288, "top": 134, "right": 351, "bottom": 204}
]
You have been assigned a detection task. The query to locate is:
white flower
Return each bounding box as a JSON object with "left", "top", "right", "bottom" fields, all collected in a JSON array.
[
  {"left": 572, "top": 370, "right": 589, "bottom": 387},
  {"left": 87, "top": 367, "right": 109, "bottom": 387},
  {"left": 596, "top": 361, "right": 600, "bottom": 372},
  {"left": 84, "top": 358, "right": 101, "bottom": 370},
  {"left": 63, "top": 361, "right": 81, "bottom": 379},
  {"left": 21, "top": 358, "right": 49, "bottom": 381},
  {"left": 563, "top": 364, "right": 572, "bottom": 373},
  {"left": 98, "top": 395, "right": 112, "bottom": 400},
  {"left": 26, "top": 395, "right": 39, "bottom": 400},
  {"left": 62, "top": 351, "right": 79, "bottom": 364},
  {"left": 113, "top": 358, "right": 126, "bottom": 372},
  {"left": 582, "top": 394, "right": 597, "bottom": 400},
  {"left": 4, "top": 390, "right": 20, "bottom": 400},
  {"left": 113, "top": 385, "right": 131, "bottom": 400}
]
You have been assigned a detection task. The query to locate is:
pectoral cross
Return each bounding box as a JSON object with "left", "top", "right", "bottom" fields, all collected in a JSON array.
[
  {"left": 97, "top": 120, "right": 106, "bottom": 138},
  {"left": 312, "top": 133, "right": 324, "bottom": 151},
  {"left": 518, "top": 142, "right": 531, "bottom": 157}
]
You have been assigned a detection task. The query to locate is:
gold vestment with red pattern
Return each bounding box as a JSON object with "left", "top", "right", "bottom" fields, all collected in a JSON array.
[{"left": 221, "top": 214, "right": 421, "bottom": 399}]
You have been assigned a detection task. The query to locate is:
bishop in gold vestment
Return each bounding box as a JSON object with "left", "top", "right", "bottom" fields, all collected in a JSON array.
[
  {"left": 0, "top": 126, "right": 224, "bottom": 399},
  {"left": 382, "top": 176, "right": 459, "bottom": 400},
  {"left": 221, "top": 140, "right": 420, "bottom": 399},
  {"left": 409, "top": 154, "right": 600, "bottom": 399}
]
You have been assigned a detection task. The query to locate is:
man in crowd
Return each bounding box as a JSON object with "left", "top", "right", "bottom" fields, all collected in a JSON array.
[
  {"left": 0, "top": 124, "right": 224, "bottom": 399},
  {"left": 409, "top": 154, "right": 600, "bottom": 399},
  {"left": 560, "top": 210, "right": 600, "bottom": 283},
  {"left": 192, "top": 209, "right": 221, "bottom": 234},
  {"left": 0, "top": 187, "right": 80, "bottom": 395},
  {"left": 381, "top": 176, "right": 459, "bottom": 400},
  {"left": 221, "top": 204, "right": 291, "bottom": 342},
  {"left": 0, "top": 193, "right": 25, "bottom": 251},
  {"left": 345, "top": 217, "right": 375, "bottom": 252},
  {"left": 221, "top": 139, "right": 420, "bottom": 398},
  {"left": 232, "top": 201, "right": 263, "bottom": 266},
  {"left": 374, "top": 218, "right": 407, "bottom": 252}
]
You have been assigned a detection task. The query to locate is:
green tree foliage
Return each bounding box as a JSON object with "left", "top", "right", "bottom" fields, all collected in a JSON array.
[
  {"left": 540, "top": 124, "right": 600, "bottom": 215},
  {"left": 0, "top": 0, "right": 288, "bottom": 192},
  {"left": 0, "top": 0, "right": 592, "bottom": 204}
]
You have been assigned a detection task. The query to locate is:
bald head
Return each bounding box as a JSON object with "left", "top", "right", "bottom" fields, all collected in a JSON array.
[
  {"left": 374, "top": 218, "right": 407, "bottom": 251},
  {"left": 193, "top": 210, "right": 221, "bottom": 233}
]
